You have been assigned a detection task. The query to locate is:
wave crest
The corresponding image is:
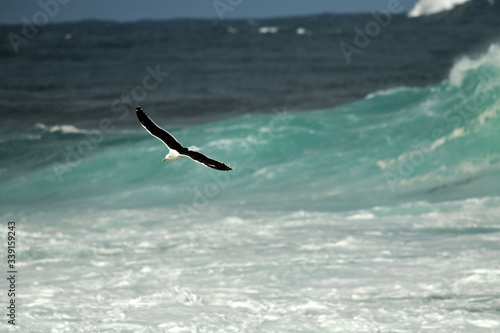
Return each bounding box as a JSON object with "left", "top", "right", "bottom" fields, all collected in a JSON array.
[
  {"left": 408, "top": 0, "right": 472, "bottom": 17},
  {"left": 34, "top": 123, "right": 89, "bottom": 134}
]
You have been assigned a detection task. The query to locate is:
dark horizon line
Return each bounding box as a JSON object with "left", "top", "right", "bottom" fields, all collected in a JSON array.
[{"left": 0, "top": 9, "right": 415, "bottom": 27}]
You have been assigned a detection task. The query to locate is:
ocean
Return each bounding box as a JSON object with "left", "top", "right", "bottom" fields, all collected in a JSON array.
[{"left": 1, "top": 0, "right": 500, "bottom": 331}]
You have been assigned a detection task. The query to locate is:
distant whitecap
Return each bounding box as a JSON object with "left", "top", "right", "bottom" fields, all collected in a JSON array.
[
  {"left": 296, "top": 27, "right": 310, "bottom": 35},
  {"left": 35, "top": 123, "right": 88, "bottom": 134},
  {"left": 408, "top": 0, "right": 472, "bottom": 17},
  {"left": 258, "top": 26, "right": 279, "bottom": 34}
]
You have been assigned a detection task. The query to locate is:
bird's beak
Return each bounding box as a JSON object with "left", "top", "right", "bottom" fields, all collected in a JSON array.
[{"left": 162, "top": 158, "right": 167, "bottom": 162}]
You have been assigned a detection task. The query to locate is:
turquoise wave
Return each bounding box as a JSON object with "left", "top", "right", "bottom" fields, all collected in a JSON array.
[{"left": 2, "top": 44, "right": 500, "bottom": 217}]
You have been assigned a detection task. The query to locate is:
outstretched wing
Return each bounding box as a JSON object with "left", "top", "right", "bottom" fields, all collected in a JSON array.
[
  {"left": 136, "top": 107, "right": 186, "bottom": 152},
  {"left": 182, "top": 150, "right": 232, "bottom": 171}
]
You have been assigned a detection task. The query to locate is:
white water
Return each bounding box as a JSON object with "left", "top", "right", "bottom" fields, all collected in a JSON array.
[
  {"left": 17, "top": 197, "right": 500, "bottom": 332},
  {"left": 408, "top": 0, "right": 472, "bottom": 17}
]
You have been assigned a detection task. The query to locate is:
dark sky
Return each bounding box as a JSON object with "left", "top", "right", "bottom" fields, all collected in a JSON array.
[{"left": 1, "top": 0, "right": 420, "bottom": 24}]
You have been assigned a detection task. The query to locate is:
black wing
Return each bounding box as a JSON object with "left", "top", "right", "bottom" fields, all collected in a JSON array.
[
  {"left": 182, "top": 150, "right": 232, "bottom": 171},
  {"left": 136, "top": 107, "right": 186, "bottom": 152}
]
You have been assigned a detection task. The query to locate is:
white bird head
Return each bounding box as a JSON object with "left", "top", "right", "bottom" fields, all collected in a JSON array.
[{"left": 163, "top": 153, "right": 172, "bottom": 162}]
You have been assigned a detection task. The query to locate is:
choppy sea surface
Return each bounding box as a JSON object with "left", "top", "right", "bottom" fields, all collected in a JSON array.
[{"left": 1, "top": 0, "right": 500, "bottom": 332}]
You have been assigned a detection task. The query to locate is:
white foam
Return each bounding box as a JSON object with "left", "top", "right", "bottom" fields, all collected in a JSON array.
[
  {"left": 365, "top": 86, "right": 410, "bottom": 99},
  {"left": 468, "top": 320, "right": 500, "bottom": 329},
  {"left": 477, "top": 104, "right": 500, "bottom": 125},
  {"left": 296, "top": 27, "right": 310, "bottom": 36},
  {"left": 346, "top": 213, "right": 375, "bottom": 220},
  {"left": 449, "top": 44, "right": 500, "bottom": 86},
  {"left": 408, "top": 0, "right": 472, "bottom": 17},
  {"left": 376, "top": 122, "right": 468, "bottom": 172},
  {"left": 332, "top": 236, "right": 359, "bottom": 249},
  {"left": 14, "top": 202, "right": 500, "bottom": 331},
  {"left": 35, "top": 123, "right": 88, "bottom": 134},
  {"left": 258, "top": 26, "right": 279, "bottom": 34}
]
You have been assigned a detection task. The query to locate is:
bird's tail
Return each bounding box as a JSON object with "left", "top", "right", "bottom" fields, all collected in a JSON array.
[{"left": 188, "top": 145, "right": 201, "bottom": 151}]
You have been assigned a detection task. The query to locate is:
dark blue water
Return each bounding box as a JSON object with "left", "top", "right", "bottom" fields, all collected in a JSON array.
[
  {"left": 1, "top": 1, "right": 500, "bottom": 331},
  {"left": 1, "top": 0, "right": 499, "bottom": 129}
]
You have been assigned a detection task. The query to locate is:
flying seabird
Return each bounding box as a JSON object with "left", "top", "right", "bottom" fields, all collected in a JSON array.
[{"left": 136, "top": 107, "right": 232, "bottom": 171}]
